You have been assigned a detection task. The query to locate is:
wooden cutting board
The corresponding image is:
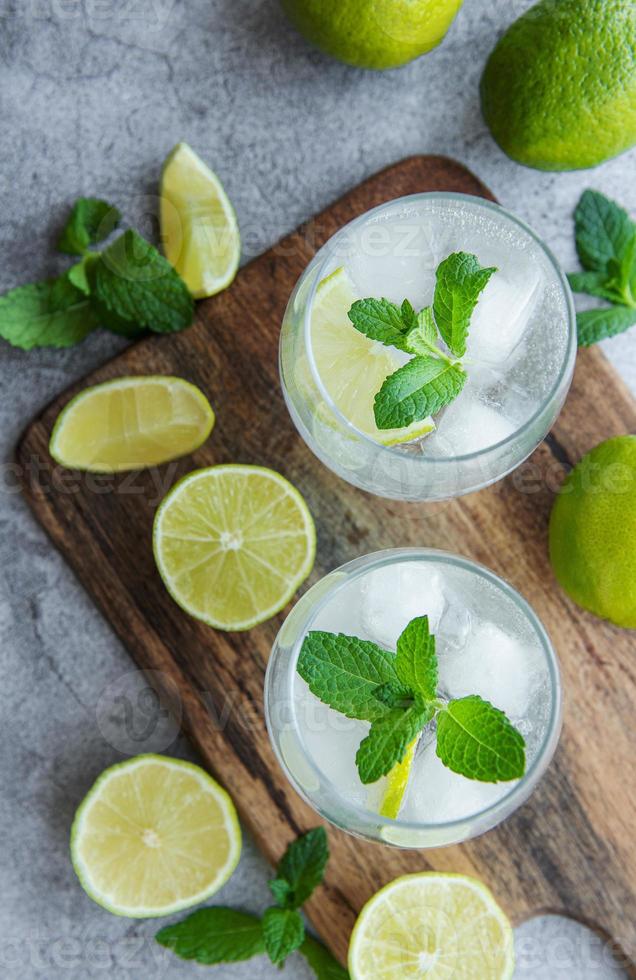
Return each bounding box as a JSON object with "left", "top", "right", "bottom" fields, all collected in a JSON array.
[{"left": 17, "top": 157, "right": 636, "bottom": 970}]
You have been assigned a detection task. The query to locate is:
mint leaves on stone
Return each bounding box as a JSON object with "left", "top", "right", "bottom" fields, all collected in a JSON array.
[
  {"left": 156, "top": 827, "right": 348, "bottom": 977},
  {"left": 0, "top": 275, "right": 99, "bottom": 350},
  {"left": 297, "top": 616, "right": 526, "bottom": 789},
  {"left": 568, "top": 190, "right": 636, "bottom": 346},
  {"left": 57, "top": 197, "right": 121, "bottom": 255},
  {"left": 0, "top": 197, "right": 194, "bottom": 351},
  {"left": 348, "top": 251, "right": 495, "bottom": 430}
]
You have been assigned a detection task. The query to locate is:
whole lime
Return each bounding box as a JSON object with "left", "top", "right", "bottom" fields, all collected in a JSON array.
[
  {"left": 480, "top": 0, "right": 636, "bottom": 171},
  {"left": 280, "top": 0, "right": 463, "bottom": 70},
  {"left": 549, "top": 436, "right": 636, "bottom": 628}
]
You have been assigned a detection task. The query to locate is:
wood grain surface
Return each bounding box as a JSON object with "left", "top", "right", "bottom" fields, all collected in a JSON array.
[{"left": 17, "top": 157, "right": 636, "bottom": 970}]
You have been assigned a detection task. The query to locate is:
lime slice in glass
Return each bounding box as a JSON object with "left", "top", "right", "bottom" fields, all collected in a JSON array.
[{"left": 311, "top": 268, "right": 435, "bottom": 447}]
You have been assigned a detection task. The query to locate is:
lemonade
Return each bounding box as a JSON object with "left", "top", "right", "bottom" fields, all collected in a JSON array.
[
  {"left": 279, "top": 193, "right": 576, "bottom": 500},
  {"left": 265, "top": 549, "right": 562, "bottom": 848}
]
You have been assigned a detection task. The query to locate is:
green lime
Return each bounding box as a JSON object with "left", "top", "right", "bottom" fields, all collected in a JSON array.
[
  {"left": 70, "top": 755, "right": 241, "bottom": 917},
  {"left": 281, "top": 0, "right": 463, "bottom": 70},
  {"left": 480, "top": 0, "right": 636, "bottom": 171},
  {"left": 549, "top": 435, "right": 636, "bottom": 628}
]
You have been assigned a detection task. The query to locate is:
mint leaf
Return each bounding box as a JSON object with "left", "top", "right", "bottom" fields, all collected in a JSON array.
[
  {"left": 405, "top": 307, "right": 438, "bottom": 355},
  {"left": 348, "top": 297, "right": 411, "bottom": 351},
  {"left": 298, "top": 632, "right": 399, "bottom": 721},
  {"left": 577, "top": 306, "right": 636, "bottom": 347},
  {"left": 373, "top": 681, "right": 414, "bottom": 709},
  {"left": 262, "top": 907, "right": 305, "bottom": 965},
  {"left": 300, "top": 936, "right": 350, "bottom": 980},
  {"left": 614, "top": 233, "right": 636, "bottom": 305},
  {"left": 88, "top": 229, "right": 194, "bottom": 334},
  {"left": 356, "top": 698, "right": 433, "bottom": 784},
  {"left": 436, "top": 695, "right": 525, "bottom": 782},
  {"left": 374, "top": 356, "right": 466, "bottom": 429},
  {"left": 156, "top": 907, "right": 264, "bottom": 964},
  {"left": 0, "top": 275, "right": 98, "bottom": 350},
  {"left": 273, "top": 827, "right": 328, "bottom": 909},
  {"left": 269, "top": 878, "right": 293, "bottom": 907},
  {"left": 433, "top": 252, "right": 496, "bottom": 357},
  {"left": 58, "top": 197, "right": 120, "bottom": 255},
  {"left": 395, "top": 616, "right": 438, "bottom": 700},
  {"left": 573, "top": 190, "right": 635, "bottom": 275},
  {"left": 567, "top": 271, "right": 624, "bottom": 304}
]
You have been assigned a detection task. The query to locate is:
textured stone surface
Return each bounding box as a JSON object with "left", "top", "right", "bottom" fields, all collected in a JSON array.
[{"left": 0, "top": 0, "right": 633, "bottom": 976}]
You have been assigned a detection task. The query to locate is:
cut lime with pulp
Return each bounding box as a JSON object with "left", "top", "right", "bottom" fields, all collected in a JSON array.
[
  {"left": 153, "top": 464, "right": 316, "bottom": 631},
  {"left": 379, "top": 737, "right": 418, "bottom": 819},
  {"left": 70, "top": 755, "right": 241, "bottom": 918},
  {"left": 349, "top": 872, "right": 515, "bottom": 979},
  {"left": 311, "top": 268, "right": 435, "bottom": 446},
  {"left": 160, "top": 142, "right": 240, "bottom": 298},
  {"left": 50, "top": 376, "right": 214, "bottom": 472}
]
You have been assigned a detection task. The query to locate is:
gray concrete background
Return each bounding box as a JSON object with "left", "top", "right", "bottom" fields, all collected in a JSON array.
[{"left": 0, "top": 0, "right": 633, "bottom": 976}]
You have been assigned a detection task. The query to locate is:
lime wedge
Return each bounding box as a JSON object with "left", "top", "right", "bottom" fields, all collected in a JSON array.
[
  {"left": 311, "top": 268, "right": 435, "bottom": 446},
  {"left": 349, "top": 873, "right": 515, "bottom": 979},
  {"left": 153, "top": 464, "right": 315, "bottom": 631},
  {"left": 50, "top": 376, "right": 214, "bottom": 472},
  {"left": 70, "top": 755, "right": 241, "bottom": 918},
  {"left": 160, "top": 142, "right": 240, "bottom": 298},
  {"left": 378, "top": 737, "right": 418, "bottom": 819}
]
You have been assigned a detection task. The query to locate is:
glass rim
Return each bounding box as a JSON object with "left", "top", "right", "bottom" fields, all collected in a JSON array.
[
  {"left": 301, "top": 191, "right": 577, "bottom": 465},
  {"left": 265, "top": 547, "right": 563, "bottom": 837}
]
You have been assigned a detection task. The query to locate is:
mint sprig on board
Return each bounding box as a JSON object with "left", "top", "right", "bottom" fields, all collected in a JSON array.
[
  {"left": 568, "top": 190, "right": 636, "bottom": 347},
  {"left": 297, "top": 615, "right": 525, "bottom": 788},
  {"left": 0, "top": 197, "right": 194, "bottom": 351},
  {"left": 348, "top": 252, "right": 496, "bottom": 430},
  {"left": 156, "top": 827, "right": 349, "bottom": 978}
]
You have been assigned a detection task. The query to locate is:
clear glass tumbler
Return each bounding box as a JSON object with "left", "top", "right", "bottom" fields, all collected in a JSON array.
[
  {"left": 265, "top": 548, "right": 562, "bottom": 849},
  {"left": 279, "top": 193, "right": 576, "bottom": 500}
]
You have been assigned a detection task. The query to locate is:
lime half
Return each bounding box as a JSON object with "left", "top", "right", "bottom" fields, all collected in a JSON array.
[
  {"left": 349, "top": 872, "right": 514, "bottom": 979},
  {"left": 311, "top": 268, "right": 435, "bottom": 447},
  {"left": 160, "top": 142, "right": 240, "bottom": 298},
  {"left": 50, "top": 375, "right": 214, "bottom": 472},
  {"left": 153, "top": 464, "right": 316, "bottom": 631},
  {"left": 70, "top": 755, "right": 241, "bottom": 918}
]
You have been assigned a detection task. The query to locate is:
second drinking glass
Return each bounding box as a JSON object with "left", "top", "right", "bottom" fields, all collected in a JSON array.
[{"left": 280, "top": 193, "right": 576, "bottom": 500}]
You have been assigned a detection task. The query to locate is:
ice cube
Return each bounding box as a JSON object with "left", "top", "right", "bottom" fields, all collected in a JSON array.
[
  {"left": 426, "top": 392, "right": 516, "bottom": 456},
  {"left": 438, "top": 622, "right": 537, "bottom": 718},
  {"left": 345, "top": 220, "right": 437, "bottom": 309},
  {"left": 297, "top": 688, "right": 369, "bottom": 806},
  {"left": 361, "top": 562, "right": 446, "bottom": 650},
  {"left": 401, "top": 741, "right": 511, "bottom": 823},
  {"left": 312, "top": 580, "right": 365, "bottom": 636},
  {"left": 467, "top": 267, "right": 542, "bottom": 366}
]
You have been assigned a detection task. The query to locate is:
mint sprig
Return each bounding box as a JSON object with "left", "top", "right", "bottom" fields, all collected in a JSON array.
[
  {"left": 157, "top": 827, "right": 349, "bottom": 978},
  {"left": 0, "top": 197, "right": 194, "bottom": 351},
  {"left": 568, "top": 190, "right": 636, "bottom": 346},
  {"left": 348, "top": 251, "right": 495, "bottom": 430},
  {"left": 297, "top": 616, "right": 526, "bottom": 795}
]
